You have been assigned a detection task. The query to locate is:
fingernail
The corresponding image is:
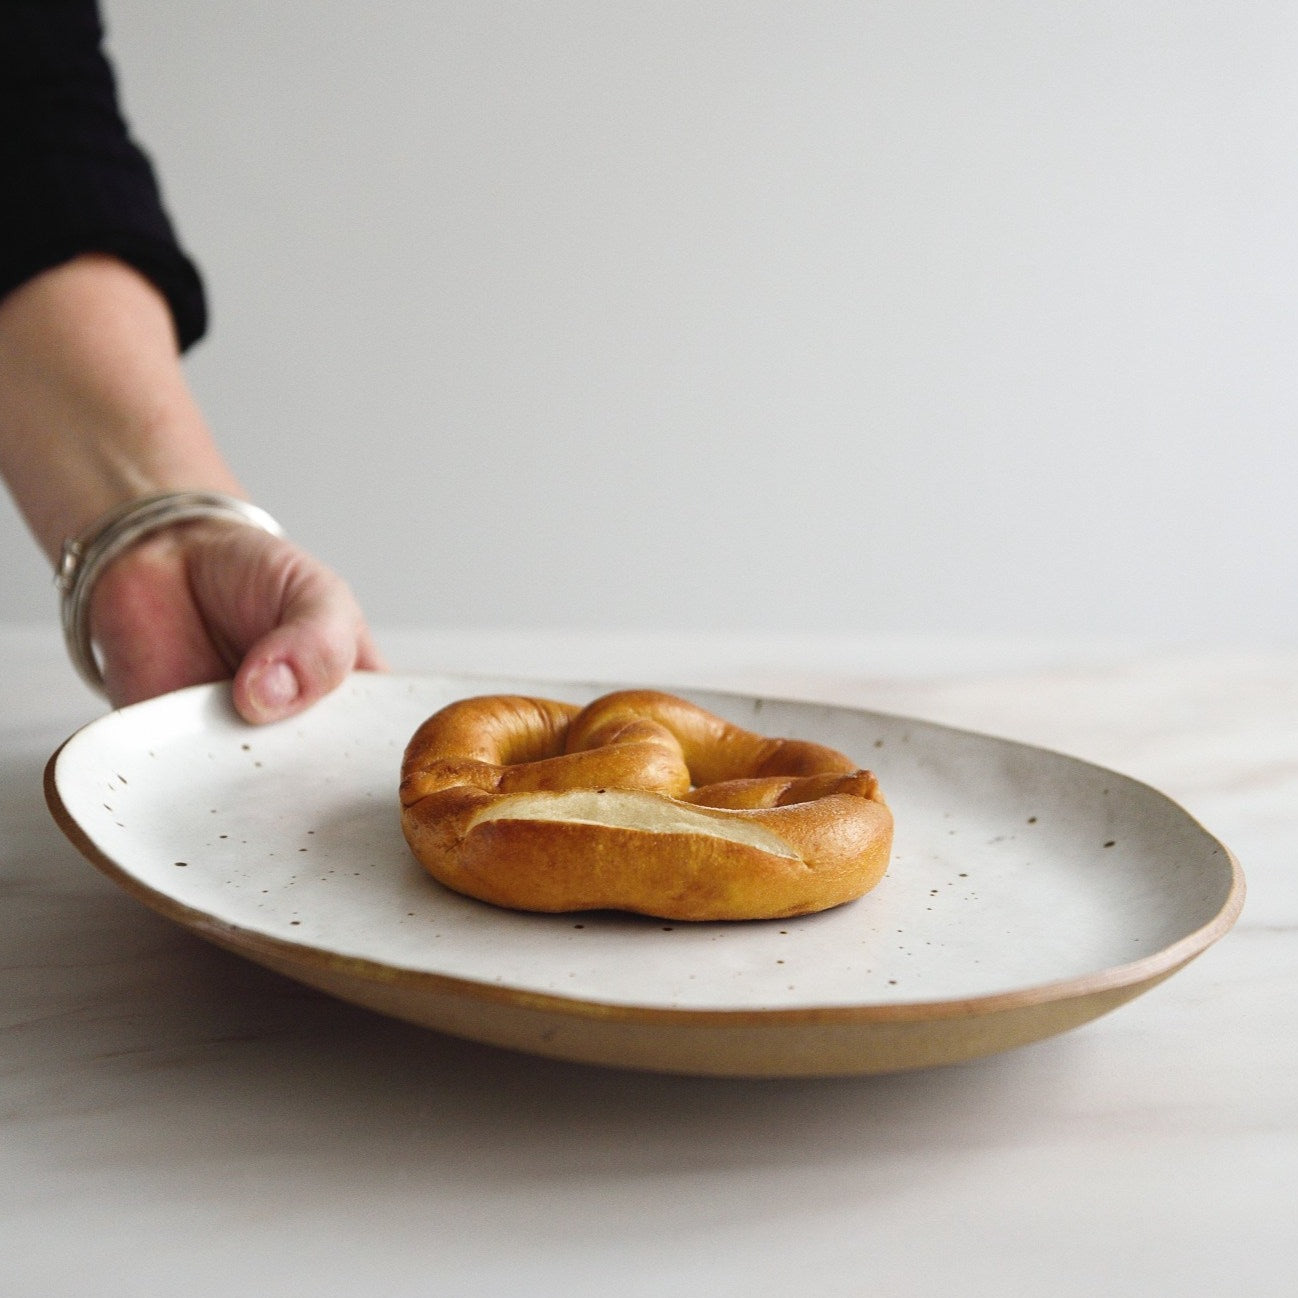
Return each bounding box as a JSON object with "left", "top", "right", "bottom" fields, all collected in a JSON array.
[{"left": 251, "top": 661, "right": 300, "bottom": 714}]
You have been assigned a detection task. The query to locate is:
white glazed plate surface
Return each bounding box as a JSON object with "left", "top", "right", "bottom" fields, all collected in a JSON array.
[{"left": 46, "top": 673, "right": 1243, "bottom": 1076}]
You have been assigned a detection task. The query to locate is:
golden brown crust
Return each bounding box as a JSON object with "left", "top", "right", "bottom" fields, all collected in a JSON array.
[{"left": 400, "top": 689, "right": 894, "bottom": 921}]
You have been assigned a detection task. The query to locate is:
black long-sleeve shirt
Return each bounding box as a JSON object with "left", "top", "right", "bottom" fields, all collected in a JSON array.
[{"left": 0, "top": 0, "right": 206, "bottom": 348}]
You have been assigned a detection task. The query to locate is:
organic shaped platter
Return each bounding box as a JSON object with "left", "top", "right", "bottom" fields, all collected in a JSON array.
[{"left": 46, "top": 673, "right": 1244, "bottom": 1077}]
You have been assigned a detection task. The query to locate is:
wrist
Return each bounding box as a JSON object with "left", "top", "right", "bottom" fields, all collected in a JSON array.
[{"left": 58, "top": 491, "right": 285, "bottom": 695}]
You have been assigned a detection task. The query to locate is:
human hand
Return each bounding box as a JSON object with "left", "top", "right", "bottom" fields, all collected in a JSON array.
[
  {"left": 88, "top": 518, "right": 385, "bottom": 722},
  {"left": 0, "top": 256, "right": 384, "bottom": 721}
]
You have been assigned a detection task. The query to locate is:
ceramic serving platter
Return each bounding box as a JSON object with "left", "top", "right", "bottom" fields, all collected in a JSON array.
[{"left": 46, "top": 672, "right": 1244, "bottom": 1077}]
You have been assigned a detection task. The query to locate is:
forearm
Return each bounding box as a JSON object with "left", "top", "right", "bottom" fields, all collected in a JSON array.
[
  {"left": 0, "top": 254, "right": 243, "bottom": 564},
  {"left": 0, "top": 12, "right": 378, "bottom": 719}
]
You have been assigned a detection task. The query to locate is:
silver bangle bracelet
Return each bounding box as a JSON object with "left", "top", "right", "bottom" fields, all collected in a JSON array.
[{"left": 55, "top": 491, "right": 285, "bottom": 696}]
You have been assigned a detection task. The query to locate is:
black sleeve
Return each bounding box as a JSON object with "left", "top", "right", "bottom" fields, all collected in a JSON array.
[{"left": 0, "top": 0, "right": 207, "bottom": 349}]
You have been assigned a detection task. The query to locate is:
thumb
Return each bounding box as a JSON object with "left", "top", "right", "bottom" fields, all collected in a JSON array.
[{"left": 230, "top": 569, "right": 382, "bottom": 724}]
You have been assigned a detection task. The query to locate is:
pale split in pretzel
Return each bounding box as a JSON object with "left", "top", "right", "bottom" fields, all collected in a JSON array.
[{"left": 399, "top": 690, "right": 894, "bottom": 921}]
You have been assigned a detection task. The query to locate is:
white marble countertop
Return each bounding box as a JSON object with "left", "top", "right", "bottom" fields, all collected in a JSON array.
[{"left": 3, "top": 624, "right": 1294, "bottom": 1297}]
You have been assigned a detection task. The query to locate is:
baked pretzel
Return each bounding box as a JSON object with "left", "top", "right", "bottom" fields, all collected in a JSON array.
[{"left": 399, "top": 689, "right": 893, "bottom": 921}]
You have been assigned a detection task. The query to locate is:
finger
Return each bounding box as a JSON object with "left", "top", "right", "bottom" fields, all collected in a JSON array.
[
  {"left": 354, "top": 621, "right": 388, "bottom": 673},
  {"left": 230, "top": 570, "right": 374, "bottom": 724}
]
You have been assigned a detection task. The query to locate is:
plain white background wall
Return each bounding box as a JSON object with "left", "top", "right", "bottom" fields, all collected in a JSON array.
[{"left": 4, "top": 1, "right": 1295, "bottom": 644}]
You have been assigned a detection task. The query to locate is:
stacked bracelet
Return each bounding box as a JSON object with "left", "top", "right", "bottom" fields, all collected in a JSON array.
[{"left": 55, "top": 491, "right": 284, "bottom": 695}]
